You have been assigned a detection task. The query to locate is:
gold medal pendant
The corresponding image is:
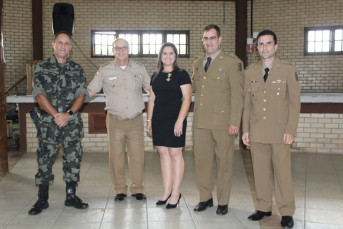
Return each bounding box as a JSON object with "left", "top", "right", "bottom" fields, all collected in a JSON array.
[{"left": 166, "top": 73, "right": 172, "bottom": 82}]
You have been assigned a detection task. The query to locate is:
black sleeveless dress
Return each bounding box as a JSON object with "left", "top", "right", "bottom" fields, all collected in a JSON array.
[{"left": 150, "top": 69, "right": 191, "bottom": 147}]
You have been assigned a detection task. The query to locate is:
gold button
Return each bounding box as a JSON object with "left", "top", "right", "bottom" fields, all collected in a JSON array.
[
  {"left": 222, "top": 111, "right": 224, "bottom": 113},
  {"left": 263, "top": 117, "right": 266, "bottom": 120},
  {"left": 263, "top": 99, "right": 266, "bottom": 102},
  {"left": 263, "top": 108, "right": 266, "bottom": 111},
  {"left": 203, "top": 77, "right": 206, "bottom": 79},
  {"left": 202, "top": 85, "right": 204, "bottom": 88},
  {"left": 200, "top": 103, "right": 203, "bottom": 106},
  {"left": 217, "top": 77, "right": 220, "bottom": 79},
  {"left": 263, "top": 90, "right": 266, "bottom": 93},
  {"left": 252, "top": 89, "right": 255, "bottom": 91},
  {"left": 277, "top": 92, "right": 280, "bottom": 95},
  {"left": 201, "top": 94, "right": 203, "bottom": 96},
  {"left": 278, "top": 88, "right": 281, "bottom": 91}
]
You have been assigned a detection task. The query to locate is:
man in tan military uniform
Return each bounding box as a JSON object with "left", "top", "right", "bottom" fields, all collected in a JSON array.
[
  {"left": 242, "top": 30, "right": 300, "bottom": 228},
  {"left": 192, "top": 24, "right": 244, "bottom": 215},
  {"left": 88, "top": 38, "right": 150, "bottom": 201}
]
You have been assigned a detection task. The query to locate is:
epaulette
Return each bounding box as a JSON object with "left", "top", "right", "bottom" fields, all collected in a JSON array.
[
  {"left": 100, "top": 61, "right": 113, "bottom": 68},
  {"left": 246, "top": 63, "right": 256, "bottom": 69},
  {"left": 225, "top": 52, "right": 237, "bottom": 59},
  {"left": 134, "top": 61, "right": 144, "bottom": 67},
  {"left": 281, "top": 60, "right": 293, "bottom": 65}
]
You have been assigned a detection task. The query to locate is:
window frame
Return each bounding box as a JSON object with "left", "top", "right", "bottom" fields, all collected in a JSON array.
[
  {"left": 304, "top": 26, "right": 343, "bottom": 56},
  {"left": 91, "top": 30, "right": 190, "bottom": 58}
]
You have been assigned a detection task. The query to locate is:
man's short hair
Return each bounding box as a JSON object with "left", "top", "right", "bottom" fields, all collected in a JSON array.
[
  {"left": 54, "top": 31, "right": 71, "bottom": 40},
  {"left": 113, "top": 38, "right": 129, "bottom": 48},
  {"left": 257, "top": 30, "right": 277, "bottom": 44},
  {"left": 203, "top": 24, "right": 221, "bottom": 37}
]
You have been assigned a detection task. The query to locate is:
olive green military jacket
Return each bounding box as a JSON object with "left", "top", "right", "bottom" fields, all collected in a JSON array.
[
  {"left": 242, "top": 58, "right": 301, "bottom": 143},
  {"left": 192, "top": 50, "right": 245, "bottom": 130}
]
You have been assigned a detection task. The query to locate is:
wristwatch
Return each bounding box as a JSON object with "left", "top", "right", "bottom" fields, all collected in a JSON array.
[{"left": 67, "top": 110, "right": 74, "bottom": 117}]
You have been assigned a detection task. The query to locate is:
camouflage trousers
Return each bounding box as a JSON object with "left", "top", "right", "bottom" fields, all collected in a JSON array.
[{"left": 35, "top": 115, "right": 83, "bottom": 185}]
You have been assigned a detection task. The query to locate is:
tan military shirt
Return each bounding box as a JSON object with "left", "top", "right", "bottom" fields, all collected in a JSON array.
[
  {"left": 192, "top": 49, "right": 245, "bottom": 130},
  {"left": 88, "top": 60, "right": 150, "bottom": 119},
  {"left": 243, "top": 58, "right": 301, "bottom": 143}
]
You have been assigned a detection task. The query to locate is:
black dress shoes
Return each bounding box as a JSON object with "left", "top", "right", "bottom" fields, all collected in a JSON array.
[
  {"left": 114, "top": 193, "right": 127, "bottom": 201},
  {"left": 194, "top": 198, "right": 213, "bottom": 212},
  {"left": 166, "top": 193, "right": 182, "bottom": 209},
  {"left": 156, "top": 193, "right": 171, "bottom": 205},
  {"left": 281, "top": 216, "right": 294, "bottom": 228},
  {"left": 216, "top": 205, "right": 228, "bottom": 215},
  {"left": 248, "top": 210, "right": 272, "bottom": 221},
  {"left": 131, "top": 193, "right": 146, "bottom": 200}
]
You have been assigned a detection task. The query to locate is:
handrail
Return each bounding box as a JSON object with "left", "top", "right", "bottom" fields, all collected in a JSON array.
[{"left": 5, "top": 75, "right": 26, "bottom": 95}]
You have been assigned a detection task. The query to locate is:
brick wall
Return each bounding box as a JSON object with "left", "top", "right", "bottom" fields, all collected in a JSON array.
[
  {"left": 293, "top": 113, "right": 343, "bottom": 154},
  {"left": 3, "top": 0, "right": 32, "bottom": 94}
]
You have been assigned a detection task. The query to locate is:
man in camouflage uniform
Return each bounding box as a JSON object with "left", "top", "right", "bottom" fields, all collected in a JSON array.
[{"left": 28, "top": 32, "right": 89, "bottom": 215}]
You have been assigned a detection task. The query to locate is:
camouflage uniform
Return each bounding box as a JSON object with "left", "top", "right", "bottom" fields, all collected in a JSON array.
[{"left": 32, "top": 55, "right": 88, "bottom": 185}]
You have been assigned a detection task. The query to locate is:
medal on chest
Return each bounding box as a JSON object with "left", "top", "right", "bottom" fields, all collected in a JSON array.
[{"left": 166, "top": 73, "right": 172, "bottom": 82}]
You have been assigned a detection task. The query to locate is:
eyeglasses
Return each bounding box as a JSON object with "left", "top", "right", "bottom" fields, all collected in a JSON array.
[
  {"left": 114, "top": 46, "right": 128, "bottom": 51},
  {"left": 202, "top": 36, "right": 218, "bottom": 42}
]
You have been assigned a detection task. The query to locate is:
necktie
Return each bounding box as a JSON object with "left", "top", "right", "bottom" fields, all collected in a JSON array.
[
  {"left": 204, "top": 57, "right": 212, "bottom": 72},
  {"left": 264, "top": 68, "right": 269, "bottom": 82}
]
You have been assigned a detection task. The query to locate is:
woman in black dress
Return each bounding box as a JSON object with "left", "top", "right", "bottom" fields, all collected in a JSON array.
[{"left": 147, "top": 42, "right": 192, "bottom": 209}]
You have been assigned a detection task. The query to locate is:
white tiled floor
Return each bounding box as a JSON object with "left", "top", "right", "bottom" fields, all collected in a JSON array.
[{"left": 0, "top": 150, "right": 343, "bottom": 229}]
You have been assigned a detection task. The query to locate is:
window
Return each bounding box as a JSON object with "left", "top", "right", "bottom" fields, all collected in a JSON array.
[
  {"left": 91, "top": 30, "right": 190, "bottom": 58},
  {"left": 304, "top": 26, "right": 343, "bottom": 55}
]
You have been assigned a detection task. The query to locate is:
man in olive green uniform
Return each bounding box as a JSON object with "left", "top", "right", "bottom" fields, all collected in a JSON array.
[
  {"left": 29, "top": 32, "right": 89, "bottom": 215},
  {"left": 192, "top": 25, "right": 244, "bottom": 215},
  {"left": 242, "top": 30, "right": 300, "bottom": 228},
  {"left": 88, "top": 38, "right": 150, "bottom": 201}
]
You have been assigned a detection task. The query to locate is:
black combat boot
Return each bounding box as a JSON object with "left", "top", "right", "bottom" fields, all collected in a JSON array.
[
  {"left": 64, "top": 182, "right": 89, "bottom": 209},
  {"left": 28, "top": 184, "right": 49, "bottom": 215}
]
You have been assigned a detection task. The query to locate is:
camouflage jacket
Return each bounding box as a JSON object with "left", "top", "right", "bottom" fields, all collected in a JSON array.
[{"left": 32, "top": 55, "right": 88, "bottom": 114}]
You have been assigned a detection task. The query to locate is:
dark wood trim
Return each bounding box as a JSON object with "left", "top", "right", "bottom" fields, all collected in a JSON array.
[
  {"left": 235, "top": 0, "right": 248, "bottom": 150},
  {"left": 301, "top": 103, "right": 343, "bottom": 113},
  {"left": 32, "top": 0, "right": 43, "bottom": 60},
  {"left": 235, "top": 0, "right": 247, "bottom": 65}
]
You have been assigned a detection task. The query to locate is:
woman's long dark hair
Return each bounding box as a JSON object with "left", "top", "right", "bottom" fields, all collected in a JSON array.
[{"left": 152, "top": 42, "right": 181, "bottom": 82}]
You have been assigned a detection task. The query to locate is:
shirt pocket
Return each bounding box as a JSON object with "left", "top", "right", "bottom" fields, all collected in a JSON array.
[
  {"left": 133, "top": 74, "right": 143, "bottom": 91},
  {"left": 104, "top": 76, "right": 123, "bottom": 91},
  {"left": 271, "top": 82, "right": 286, "bottom": 99},
  {"left": 211, "top": 73, "right": 225, "bottom": 87},
  {"left": 213, "top": 104, "right": 230, "bottom": 125},
  {"left": 248, "top": 82, "right": 259, "bottom": 99}
]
